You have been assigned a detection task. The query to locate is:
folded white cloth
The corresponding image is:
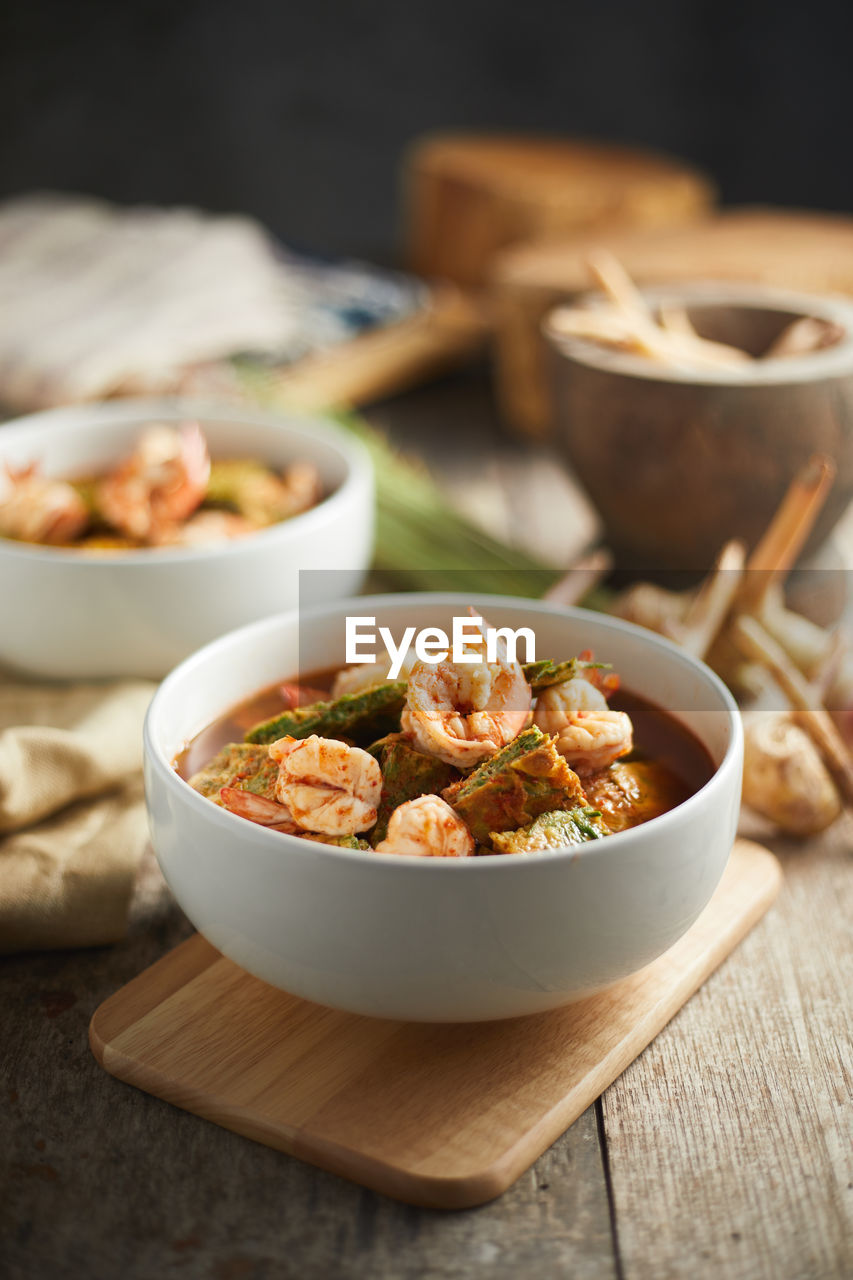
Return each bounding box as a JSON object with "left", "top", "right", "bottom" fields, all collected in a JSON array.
[
  {"left": 0, "top": 672, "right": 155, "bottom": 951},
  {"left": 0, "top": 193, "right": 292, "bottom": 409}
]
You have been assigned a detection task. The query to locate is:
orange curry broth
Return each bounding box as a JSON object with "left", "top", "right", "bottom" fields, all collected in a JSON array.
[{"left": 174, "top": 668, "right": 715, "bottom": 821}]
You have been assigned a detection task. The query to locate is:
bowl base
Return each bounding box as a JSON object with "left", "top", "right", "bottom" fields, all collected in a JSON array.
[{"left": 89, "top": 840, "right": 779, "bottom": 1210}]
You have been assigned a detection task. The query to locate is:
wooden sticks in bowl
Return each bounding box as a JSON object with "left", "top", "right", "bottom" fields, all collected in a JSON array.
[
  {"left": 549, "top": 250, "right": 750, "bottom": 370},
  {"left": 548, "top": 250, "right": 843, "bottom": 370}
]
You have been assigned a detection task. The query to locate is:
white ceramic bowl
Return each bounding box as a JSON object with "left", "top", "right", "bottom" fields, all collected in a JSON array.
[
  {"left": 144, "top": 594, "right": 743, "bottom": 1022},
  {"left": 0, "top": 398, "right": 373, "bottom": 679}
]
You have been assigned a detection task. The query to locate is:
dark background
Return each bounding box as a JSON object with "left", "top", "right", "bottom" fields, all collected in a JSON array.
[{"left": 1, "top": 0, "right": 851, "bottom": 262}]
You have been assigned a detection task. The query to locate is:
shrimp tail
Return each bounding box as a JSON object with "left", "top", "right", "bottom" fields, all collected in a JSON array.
[{"left": 220, "top": 786, "right": 299, "bottom": 832}]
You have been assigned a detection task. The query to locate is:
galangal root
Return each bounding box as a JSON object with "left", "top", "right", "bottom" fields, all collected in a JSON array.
[{"left": 609, "top": 452, "right": 853, "bottom": 836}]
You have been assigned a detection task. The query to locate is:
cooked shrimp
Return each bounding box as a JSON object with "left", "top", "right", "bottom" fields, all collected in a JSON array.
[
  {"left": 403, "top": 641, "right": 532, "bottom": 768},
  {"left": 331, "top": 651, "right": 418, "bottom": 699},
  {"left": 96, "top": 421, "right": 210, "bottom": 543},
  {"left": 533, "top": 678, "right": 633, "bottom": 774},
  {"left": 278, "top": 681, "right": 329, "bottom": 709},
  {"left": 158, "top": 509, "right": 254, "bottom": 547},
  {"left": 374, "top": 794, "right": 474, "bottom": 858},
  {"left": 0, "top": 463, "right": 88, "bottom": 545},
  {"left": 219, "top": 787, "right": 300, "bottom": 833},
  {"left": 280, "top": 461, "right": 323, "bottom": 517},
  {"left": 270, "top": 734, "right": 382, "bottom": 834}
]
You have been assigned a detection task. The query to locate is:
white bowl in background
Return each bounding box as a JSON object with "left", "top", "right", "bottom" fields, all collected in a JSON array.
[
  {"left": 144, "top": 594, "right": 743, "bottom": 1022},
  {"left": 0, "top": 398, "right": 373, "bottom": 679}
]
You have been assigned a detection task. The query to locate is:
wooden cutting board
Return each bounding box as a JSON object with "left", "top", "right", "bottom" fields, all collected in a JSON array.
[{"left": 89, "top": 839, "right": 780, "bottom": 1210}]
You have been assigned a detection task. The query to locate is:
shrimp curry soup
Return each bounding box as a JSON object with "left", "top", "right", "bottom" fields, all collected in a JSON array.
[{"left": 176, "top": 639, "right": 714, "bottom": 858}]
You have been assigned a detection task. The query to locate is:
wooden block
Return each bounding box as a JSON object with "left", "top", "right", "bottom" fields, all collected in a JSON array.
[
  {"left": 404, "top": 134, "right": 714, "bottom": 288},
  {"left": 90, "top": 840, "right": 780, "bottom": 1211},
  {"left": 490, "top": 206, "right": 853, "bottom": 438}
]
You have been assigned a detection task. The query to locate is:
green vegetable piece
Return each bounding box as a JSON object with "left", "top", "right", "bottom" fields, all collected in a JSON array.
[
  {"left": 300, "top": 833, "right": 370, "bottom": 850},
  {"left": 490, "top": 806, "right": 608, "bottom": 855},
  {"left": 366, "top": 731, "right": 402, "bottom": 760},
  {"left": 523, "top": 658, "right": 608, "bottom": 692},
  {"left": 442, "top": 726, "right": 586, "bottom": 844},
  {"left": 69, "top": 477, "right": 101, "bottom": 520},
  {"left": 188, "top": 743, "right": 278, "bottom": 802},
  {"left": 205, "top": 459, "right": 293, "bottom": 526},
  {"left": 369, "top": 734, "right": 460, "bottom": 843},
  {"left": 244, "top": 682, "right": 408, "bottom": 746}
]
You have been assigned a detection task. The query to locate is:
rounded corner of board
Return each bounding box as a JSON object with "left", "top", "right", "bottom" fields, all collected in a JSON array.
[
  {"left": 88, "top": 1005, "right": 110, "bottom": 1068},
  {"left": 385, "top": 1158, "right": 520, "bottom": 1212},
  {"left": 732, "top": 837, "right": 784, "bottom": 902}
]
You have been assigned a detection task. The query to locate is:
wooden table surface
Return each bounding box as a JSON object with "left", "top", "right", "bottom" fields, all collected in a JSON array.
[{"left": 2, "top": 370, "right": 851, "bottom": 1280}]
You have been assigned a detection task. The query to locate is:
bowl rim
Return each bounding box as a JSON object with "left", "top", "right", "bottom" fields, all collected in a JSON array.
[
  {"left": 543, "top": 280, "right": 853, "bottom": 386},
  {"left": 144, "top": 592, "right": 744, "bottom": 870},
  {"left": 0, "top": 396, "right": 373, "bottom": 565}
]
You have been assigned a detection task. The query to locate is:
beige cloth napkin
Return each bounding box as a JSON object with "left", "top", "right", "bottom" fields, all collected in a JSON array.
[{"left": 0, "top": 672, "right": 156, "bottom": 952}]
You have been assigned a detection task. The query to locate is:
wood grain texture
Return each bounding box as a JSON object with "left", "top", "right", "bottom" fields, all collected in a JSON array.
[
  {"left": 1, "top": 843, "right": 617, "bottom": 1280},
  {"left": 546, "top": 310, "right": 853, "bottom": 573},
  {"left": 3, "top": 372, "right": 850, "bottom": 1276},
  {"left": 368, "top": 367, "right": 602, "bottom": 571},
  {"left": 89, "top": 841, "right": 780, "bottom": 1211},
  {"left": 490, "top": 206, "right": 853, "bottom": 438},
  {"left": 601, "top": 818, "right": 853, "bottom": 1280},
  {"left": 0, "top": 366, "right": 618, "bottom": 1280},
  {"left": 404, "top": 134, "right": 712, "bottom": 287}
]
